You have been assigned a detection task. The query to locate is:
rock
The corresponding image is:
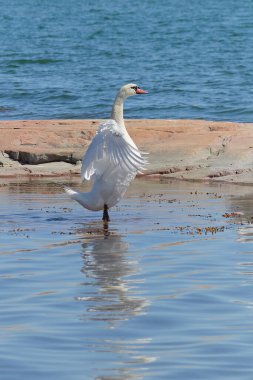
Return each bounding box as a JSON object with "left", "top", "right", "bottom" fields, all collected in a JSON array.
[
  {"left": 0, "top": 119, "right": 252, "bottom": 183},
  {"left": 5, "top": 150, "right": 82, "bottom": 165}
]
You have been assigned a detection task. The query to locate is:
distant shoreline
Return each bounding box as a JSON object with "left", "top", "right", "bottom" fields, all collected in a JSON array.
[{"left": 0, "top": 119, "right": 252, "bottom": 184}]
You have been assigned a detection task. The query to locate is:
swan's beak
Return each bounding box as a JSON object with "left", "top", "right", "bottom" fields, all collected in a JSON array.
[{"left": 136, "top": 87, "right": 148, "bottom": 94}]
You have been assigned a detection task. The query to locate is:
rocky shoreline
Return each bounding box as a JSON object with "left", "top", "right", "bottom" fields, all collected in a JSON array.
[{"left": 0, "top": 119, "right": 252, "bottom": 184}]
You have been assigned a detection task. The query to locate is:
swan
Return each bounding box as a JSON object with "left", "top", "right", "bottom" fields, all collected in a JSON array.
[{"left": 65, "top": 83, "right": 148, "bottom": 222}]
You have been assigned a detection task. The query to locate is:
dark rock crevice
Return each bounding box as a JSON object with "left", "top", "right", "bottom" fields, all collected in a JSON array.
[{"left": 4, "top": 150, "right": 81, "bottom": 165}]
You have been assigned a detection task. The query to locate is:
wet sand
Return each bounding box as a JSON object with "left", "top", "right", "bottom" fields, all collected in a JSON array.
[{"left": 0, "top": 119, "right": 252, "bottom": 184}]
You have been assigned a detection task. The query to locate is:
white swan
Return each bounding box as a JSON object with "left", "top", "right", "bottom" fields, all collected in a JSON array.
[{"left": 65, "top": 83, "right": 148, "bottom": 221}]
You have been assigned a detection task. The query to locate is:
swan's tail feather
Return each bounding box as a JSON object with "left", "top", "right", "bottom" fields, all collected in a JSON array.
[
  {"left": 64, "top": 186, "right": 94, "bottom": 210},
  {"left": 64, "top": 186, "right": 79, "bottom": 199}
]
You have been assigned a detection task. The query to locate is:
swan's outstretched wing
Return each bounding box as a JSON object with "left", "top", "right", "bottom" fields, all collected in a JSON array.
[{"left": 81, "top": 120, "right": 148, "bottom": 181}]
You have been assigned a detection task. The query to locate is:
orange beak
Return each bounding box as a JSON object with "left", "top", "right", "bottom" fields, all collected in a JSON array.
[{"left": 136, "top": 87, "right": 148, "bottom": 94}]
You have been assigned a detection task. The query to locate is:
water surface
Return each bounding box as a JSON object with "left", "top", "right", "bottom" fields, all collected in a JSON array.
[
  {"left": 1, "top": 178, "right": 253, "bottom": 379},
  {"left": 1, "top": 0, "right": 253, "bottom": 121}
]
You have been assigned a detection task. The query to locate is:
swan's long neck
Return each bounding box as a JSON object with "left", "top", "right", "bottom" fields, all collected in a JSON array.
[{"left": 111, "top": 91, "right": 126, "bottom": 127}]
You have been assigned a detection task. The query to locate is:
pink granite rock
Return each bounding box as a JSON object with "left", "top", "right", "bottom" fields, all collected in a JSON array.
[{"left": 0, "top": 119, "right": 252, "bottom": 183}]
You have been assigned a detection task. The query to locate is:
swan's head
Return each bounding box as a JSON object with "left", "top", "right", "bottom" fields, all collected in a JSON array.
[{"left": 119, "top": 83, "right": 148, "bottom": 98}]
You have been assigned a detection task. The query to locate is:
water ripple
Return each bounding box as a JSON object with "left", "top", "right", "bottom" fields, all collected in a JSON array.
[
  {"left": 0, "top": 177, "right": 253, "bottom": 379},
  {"left": 1, "top": 1, "right": 253, "bottom": 120}
]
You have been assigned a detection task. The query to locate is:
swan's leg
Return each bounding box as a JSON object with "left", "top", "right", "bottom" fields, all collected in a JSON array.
[{"left": 102, "top": 204, "right": 110, "bottom": 222}]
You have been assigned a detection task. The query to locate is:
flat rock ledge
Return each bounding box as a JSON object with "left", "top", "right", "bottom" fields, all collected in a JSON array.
[{"left": 0, "top": 119, "right": 252, "bottom": 184}]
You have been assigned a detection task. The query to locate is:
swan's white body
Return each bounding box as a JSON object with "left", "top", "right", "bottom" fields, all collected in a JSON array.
[{"left": 65, "top": 83, "right": 148, "bottom": 219}]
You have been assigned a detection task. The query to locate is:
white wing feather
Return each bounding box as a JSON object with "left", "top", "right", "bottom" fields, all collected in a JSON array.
[{"left": 81, "top": 120, "right": 147, "bottom": 181}]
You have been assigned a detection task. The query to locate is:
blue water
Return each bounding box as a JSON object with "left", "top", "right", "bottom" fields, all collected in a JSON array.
[
  {"left": 1, "top": 178, "right": 253, "bottom": 379},
  {"left": 1, "top": 0, "right": 253, "bottom": 121}
]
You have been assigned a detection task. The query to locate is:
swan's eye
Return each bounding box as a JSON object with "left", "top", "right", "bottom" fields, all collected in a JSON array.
[{"left": 131, "top": 86, "right": 138, "bottom": 92}]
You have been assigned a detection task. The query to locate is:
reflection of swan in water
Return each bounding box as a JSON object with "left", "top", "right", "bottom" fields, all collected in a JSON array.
[
  {"left": 75, "top": 224, "right": 156, "bottom": 379},
  {"left": 77, "top": 224, "right": 150, "bottom": 326}
]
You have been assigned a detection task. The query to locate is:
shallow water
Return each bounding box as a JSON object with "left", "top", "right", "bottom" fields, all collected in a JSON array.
[
  {"left": 1, "top": 177, "right": 253, "bottom": 380},
  {"left": 1, "top": 0, "right": 253, "bottom": 121}
]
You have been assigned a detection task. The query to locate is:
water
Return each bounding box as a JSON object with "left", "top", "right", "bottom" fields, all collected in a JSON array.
[
  {"left": 1, "top": 177, "right": 253, "bottom": 379},
  {"left": 1, "top": 0, "right": 253, "bottom": 121}
]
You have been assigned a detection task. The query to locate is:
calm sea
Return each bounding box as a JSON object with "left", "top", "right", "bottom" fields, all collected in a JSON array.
[
  {"left": 1, "top": 178, "right": 253, "bottom": 379},
  {"left": 0, "top": 0, "right": 253, "bottom": 121}
]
